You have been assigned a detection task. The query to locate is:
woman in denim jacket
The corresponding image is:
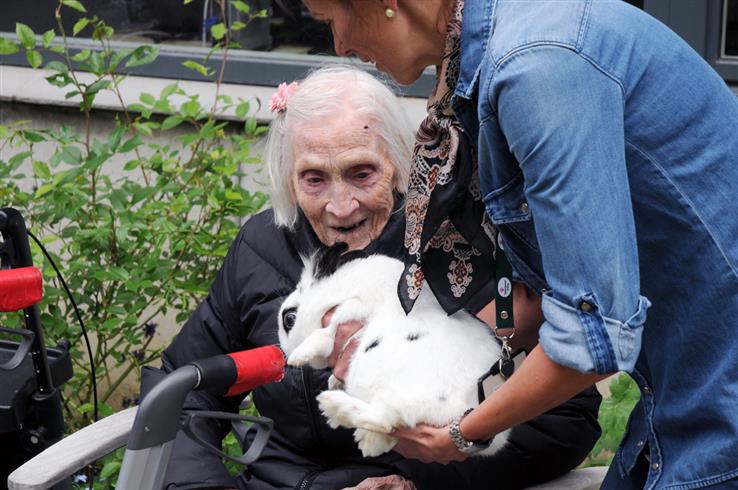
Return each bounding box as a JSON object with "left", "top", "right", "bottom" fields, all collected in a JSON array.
[{"left": 303, "top": 0, "right": 738, "bottom": 488}]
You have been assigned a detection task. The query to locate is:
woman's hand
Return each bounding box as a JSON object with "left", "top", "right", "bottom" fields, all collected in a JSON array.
[
  {"left": 392, "top": 424, "right": 469, "bottom": 464},
  {"left": 343, "top": 475, "right": 417, "bottom": 490},
  {"left": 322, "top": 307, "right": 363, "bottom": 382}
]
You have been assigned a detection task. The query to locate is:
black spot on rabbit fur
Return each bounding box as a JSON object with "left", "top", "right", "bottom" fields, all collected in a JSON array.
[
  {"left": 364, "top": 338, "right": 381, "bottom": 353},
  {"left": 406, "top": 332, "right": 425, "bottom": 342},
  {"left": 314, "top": 242, "right": 368, "bottom": 280}
]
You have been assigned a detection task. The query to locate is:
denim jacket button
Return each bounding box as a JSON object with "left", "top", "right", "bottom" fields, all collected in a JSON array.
[
  {"left": 520, "top": 202, "right": 529, "bottom": 213},
  {"left": 643, "top": 386, "right": 652, "bottom": 395},
  {"left": 651, "top": 463, "right": 660, "bottom": 471},
  {"left": 580, "top": 301, "right": 593, "bottom": 312},
  {"left": 637, "top": 440, "right": 645, "bottom": 447}
]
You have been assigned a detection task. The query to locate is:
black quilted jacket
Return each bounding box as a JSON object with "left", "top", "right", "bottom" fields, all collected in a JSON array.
[{"left": 140, "top": 208, "right": 602, "bottom": 490}]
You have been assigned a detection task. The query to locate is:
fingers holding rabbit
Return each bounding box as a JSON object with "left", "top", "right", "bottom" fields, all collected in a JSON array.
[
  {"left": 323, "top": 307, "right": 364, "bottom": 383},
  {"left": 392, "top": 424, "right": 468, "bottom": 465}
]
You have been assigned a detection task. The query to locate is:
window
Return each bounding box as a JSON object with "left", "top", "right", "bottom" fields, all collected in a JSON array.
[
  {"left": 0, "top": 0, "right": 434, "bottom": 97},
  {"left": 723, "top": 0, "right": 738, "bottom": 57}
]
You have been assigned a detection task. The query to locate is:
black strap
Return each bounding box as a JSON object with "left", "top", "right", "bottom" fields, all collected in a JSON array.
[{"left": 494, "top": 234, "right": 514, "bottom": 329}]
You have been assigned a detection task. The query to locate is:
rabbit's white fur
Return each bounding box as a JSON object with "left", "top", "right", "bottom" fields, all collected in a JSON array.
[{"left": 278, "top": 252, "right": 509, "bottom": 457}]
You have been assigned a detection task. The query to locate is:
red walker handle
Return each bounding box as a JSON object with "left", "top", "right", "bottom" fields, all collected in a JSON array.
[
  {"left": 226, "top": 345, "right": 286, "bottom": 396},
  {"left": 0, "top": 266, "right": 43, "bottom": 312}
]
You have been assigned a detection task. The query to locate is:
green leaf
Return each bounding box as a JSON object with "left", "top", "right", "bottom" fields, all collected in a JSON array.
[
  {"left": 161, "top": 82, "right": 179, "bottom": 99},
  {"left": 210, "top": 23, "right": 227, "bottom": 40},
  {"left": 99, "top": 403, "right": 114, "bottom": 417},
  {"left": 23, "top": 130, "right": 45, "bottom": 143},
  {"left": 49, "top": 45, "right": 65, "bottom": 54},
  {"left": 255, "top": 9, "right": 268, "bottom": 19},
  {"left": 35, "top": 183, "right": 56, "bottom": 198},
  {"left": 0, "top": 38, "right": 20, "bottom": 55},
  {"left": 244, "top": 117, "right": 257, "bottom": 135},
  {"left": 46, "top": 71, "right": 72, "bottom": 87},
  {"left": 72, "top": 18, "right": 90, "bottom": 36},
  {"left": 45, "top": 60, "right": 68, "bottom": 73},
  {"left": 125, "top": 45, "right": 159, "bottom": 68},
  {"left": 235, "top": 101, "right": 250, "bottom": 120},
  {"left": 161, "top": 115, "right": 183, "bottom": 130},
  {"left": 16, "top": 23, "right": 36, "bottom": 50},
  {"left": 118, "top": 135, "right": 143, "bottom": 153},
  {"left": 9, "top": 151, "right": 32, "bottom": 167},
  {"left": 134, "top": 122, "right": 153, "bottom": 136},
  {"left": 86, "top": 51, "right": 105, "bottom": 75},
  {"left": 60, "top": 145, "right": 83, "bottom": 165},
  {"left": 108, "top": 47, "right": 132, "bottom": 71},
  {"left": 61, "top": 0, "right": 87, "bottom": 13},
  {"left": 41, "top": 29, "right": 55, "bottom": 48},
  {"left": 231, "top": 0, "right": 250, "bottom": 13},
  {"left": 100, "top": 460, "right": 121, "bottom": 480},
  {"left": 181, "top": 60, "right": 213, "bottom": 77},
  {"left": 231, "top": 21, "right": 247, "bottom": 31},
  {"left": 86, "top": 79, "right": 111, "bottom": 96},
  {"left": 32, "top": 160, "right": 52, "bottom": 179},
  {"left": 26, "top": 50, "right": 42, "bottom": 69},
  {"left": 71, "top": 48, "right": 91, "bottom": 62},
  {"left": 180, "top": 98, "right": 202, "bottom": 118},
  {"left": 225, "top": 189, "right": 242, "bottom": 201},
  {"left": 92, "top": 24, "right": 114, "bottom": 41},
  {"left": 139, "top": 92, "right": 156, "bottom": 106},
  {"left": 78, "top": 402, "right": 93, "bottom": 414},
  {"left": 107, "top": 126, "right": 125, "bottom": 151}
]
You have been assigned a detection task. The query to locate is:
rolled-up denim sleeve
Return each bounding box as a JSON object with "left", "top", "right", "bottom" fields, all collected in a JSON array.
[{"left": 491, "top": 45, "right": 651, "bottom": 373}]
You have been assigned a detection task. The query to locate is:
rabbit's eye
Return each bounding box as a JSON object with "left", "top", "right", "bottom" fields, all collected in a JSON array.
[{"left": 282, "top": 307, "right": 297, "bottom": 333}]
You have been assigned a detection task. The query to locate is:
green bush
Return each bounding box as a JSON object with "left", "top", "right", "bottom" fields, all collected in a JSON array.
[
  {"left": 0, "top": 2, "right": 268, "bottom": 484},
  {"left": 585, "top": 373, "right": 641, "bottom": 466}
]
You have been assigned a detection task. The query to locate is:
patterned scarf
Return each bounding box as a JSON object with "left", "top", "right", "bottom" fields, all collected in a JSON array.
[{"left": 398, "top": 0, "right": 497, "bottom": 315}]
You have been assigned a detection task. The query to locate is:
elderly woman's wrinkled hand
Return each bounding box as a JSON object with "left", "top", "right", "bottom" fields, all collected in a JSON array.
[
  {"left": 322, "top": 307, "right": 363, "bottom": 382},
  {"left": 343, "top": 474, "right": 417, "bottom": 490}
]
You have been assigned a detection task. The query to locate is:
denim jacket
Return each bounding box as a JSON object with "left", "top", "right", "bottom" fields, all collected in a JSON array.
[{"left": 451, "top": 0, "right": 738, "bottom": 488}]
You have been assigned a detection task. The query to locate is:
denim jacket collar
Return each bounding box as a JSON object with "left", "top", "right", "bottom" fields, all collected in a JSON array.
[{"left": 455, "top": 0, "right": 497, "bottom": 100}]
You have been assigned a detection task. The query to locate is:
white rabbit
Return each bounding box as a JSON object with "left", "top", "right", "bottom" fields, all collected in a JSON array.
[{"left": 277, "top": 244, "right": 510, "bottom": 457}]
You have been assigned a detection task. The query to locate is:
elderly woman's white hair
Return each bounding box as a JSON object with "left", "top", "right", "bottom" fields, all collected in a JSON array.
[{"left": 264, "top": 65, "right": 414, "bottom": 229}]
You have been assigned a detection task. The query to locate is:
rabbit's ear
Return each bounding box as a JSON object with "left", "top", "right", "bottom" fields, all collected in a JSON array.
[
  {"left": 314, "top": 243, "right": 368, "bottom": 280},
  {"left": 313, "top": 242, "right": 348, "bottom": 280}
]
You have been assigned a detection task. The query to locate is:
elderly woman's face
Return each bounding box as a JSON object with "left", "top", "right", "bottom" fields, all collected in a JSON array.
[
  {"left": 291, "top": 112, "right": 396, "bottom": 251},
  {"left": 303, "top": 0, "right": 428, "bottom": 85}
]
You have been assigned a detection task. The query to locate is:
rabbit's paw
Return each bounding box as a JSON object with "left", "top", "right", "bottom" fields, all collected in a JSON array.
[
  {"left": 287, "top": 343, "right": 325, "bottom": 367},
  {"left": 317, "top": 390, "right": 392, "bottom": 433},
  {"left": 286, "top": 328, "right": 334, "bottom": 367},
  {"left": 329, "top": 298, "right": 372, "bottom": 328},
  {"left": 354, "top": 428, "right": 397, "bottom": 457}
]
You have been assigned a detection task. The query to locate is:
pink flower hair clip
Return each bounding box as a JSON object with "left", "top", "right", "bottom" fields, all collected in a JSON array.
[{"left": 269, "top": 81, "right": 299, "bottom": 113}]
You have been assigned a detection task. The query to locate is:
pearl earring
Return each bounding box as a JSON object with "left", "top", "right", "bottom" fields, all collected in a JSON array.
[{"left": 385, "top": 8, "right": 395, "bottom": 18}]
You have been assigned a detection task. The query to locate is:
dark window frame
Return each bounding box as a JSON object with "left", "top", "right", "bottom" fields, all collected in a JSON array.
[
  {"left": 0, "top": 32, "right": 435, "bottom": 99},
  {"left": 644, "top": 0, "right": 738, "bottom": 84}
]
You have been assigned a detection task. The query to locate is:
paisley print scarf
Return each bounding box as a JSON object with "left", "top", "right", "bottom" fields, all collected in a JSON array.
[{"left": 398, "top": 0, "right": 497, "bottom": 315}]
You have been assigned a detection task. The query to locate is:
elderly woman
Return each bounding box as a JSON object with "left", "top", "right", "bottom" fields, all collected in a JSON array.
[
  {"left": 142, "top": 65, "right": 600, "bottom": 490},
  {"left": 302, "top": 1, "right": 738, "bottom": 489}
]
